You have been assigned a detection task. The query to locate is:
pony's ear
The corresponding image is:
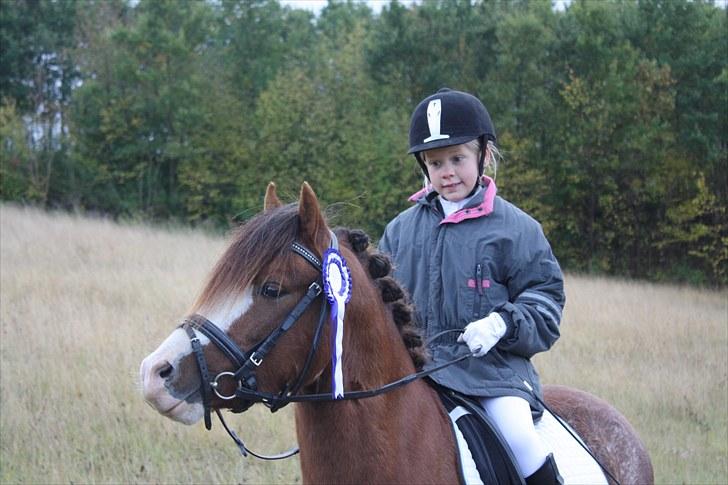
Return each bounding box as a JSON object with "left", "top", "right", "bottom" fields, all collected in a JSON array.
[
  {"left": 264, "top": 182, "right": 282, "bottom": 210},
  {"left": 298, "top": 182, "right": 328, "bottom": 251}
]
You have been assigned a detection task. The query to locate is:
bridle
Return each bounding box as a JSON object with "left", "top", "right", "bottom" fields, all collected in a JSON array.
[
  {"left": 179, "top": 233, "right": 334, "bottom": 456},
  {"left": 180, "top": 232, "right": 475, "bottom": 460}
]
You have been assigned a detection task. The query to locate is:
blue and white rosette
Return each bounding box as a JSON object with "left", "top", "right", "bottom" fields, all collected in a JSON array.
[{"left": 322, "top": 248, "right": 352, "bottom": 399}]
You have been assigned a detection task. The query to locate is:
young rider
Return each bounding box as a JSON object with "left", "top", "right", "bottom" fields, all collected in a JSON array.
[{"left": 379, "top": 88, "right": 565, "bottom": 484}]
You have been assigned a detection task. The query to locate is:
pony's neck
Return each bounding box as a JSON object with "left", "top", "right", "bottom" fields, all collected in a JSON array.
[
  {"left": 293, "top": 304, "right": 450, "bottom": 483},
  {"left": 327, "top": 261, "right": 417, "bottom": 392},
  {"left": 293, "top": 242, "right": 457, "bottom": 484}
]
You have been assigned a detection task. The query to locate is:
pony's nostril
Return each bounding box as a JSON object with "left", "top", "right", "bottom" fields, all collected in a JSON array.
[{"left": 158, "top": 362, "right": 173, "bottom": 380}]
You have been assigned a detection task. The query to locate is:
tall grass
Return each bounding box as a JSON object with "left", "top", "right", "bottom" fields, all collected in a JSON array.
[{"left": 1, "top": 204, "right": 726, "bottom": 484}]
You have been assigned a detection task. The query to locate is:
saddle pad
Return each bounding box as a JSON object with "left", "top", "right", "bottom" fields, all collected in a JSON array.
[
  {"left": 535, "top": 410, "right": 608, "bottom": 485},
  {"left": 449, "top": 406, "right": 486, "bottom": 484},
  {"left": 441, "top": 390, "right": 523, "bottom": 485}
]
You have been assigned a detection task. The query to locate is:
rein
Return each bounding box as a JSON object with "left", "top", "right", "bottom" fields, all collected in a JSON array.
[{"left": 234, "top": 329, "right": 474, "bottom": 405}]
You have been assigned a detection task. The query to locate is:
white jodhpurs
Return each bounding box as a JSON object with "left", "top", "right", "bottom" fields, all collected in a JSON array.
[{"left": 479, "top": 395, "right": 550, "bottom": 478}]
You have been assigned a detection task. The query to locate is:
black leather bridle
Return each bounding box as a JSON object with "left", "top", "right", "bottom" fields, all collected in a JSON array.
[
  {"left": 179, "top": 234, "right": 333, "bottom": 457},
  {"left": 180, "top": 233, "right": 476, "bottom": 460}
]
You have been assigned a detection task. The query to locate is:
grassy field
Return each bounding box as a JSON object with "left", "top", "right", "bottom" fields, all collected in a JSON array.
[{"left": 1, "top": 204, "right": 726, "bottom": 484}]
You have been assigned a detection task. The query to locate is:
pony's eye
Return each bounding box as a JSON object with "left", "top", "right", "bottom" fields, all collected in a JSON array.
[{"left": 260, "top": 282, "right": 284, "bottom": 298}]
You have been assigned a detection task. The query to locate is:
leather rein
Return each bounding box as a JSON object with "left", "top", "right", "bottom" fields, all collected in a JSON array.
[{"left": 181, "top": 233, "right": 475, "bottom": 460}]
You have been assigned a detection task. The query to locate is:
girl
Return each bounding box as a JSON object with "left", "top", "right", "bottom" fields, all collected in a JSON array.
[{"left": 379, "top": 88, "right": 565, "bottom": 484}]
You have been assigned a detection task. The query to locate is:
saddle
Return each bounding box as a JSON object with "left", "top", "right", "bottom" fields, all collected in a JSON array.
[
  {"left": 435, "top": 383, "right": 525, "bottom": 485},
  {"left": 436, "top": 383, "right": 609, "bottom": 485}
]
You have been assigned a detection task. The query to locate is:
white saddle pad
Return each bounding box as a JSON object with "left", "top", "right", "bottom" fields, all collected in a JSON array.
[
  {"left": 536, "top": 409, "right": 608, "bottom": 485},
  {"left": 449, "top": 406, "right": 608, "bottom": 485}
]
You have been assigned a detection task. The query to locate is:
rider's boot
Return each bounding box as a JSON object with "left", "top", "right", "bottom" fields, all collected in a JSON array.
[{"left": 525, "top": 453, "right": 564, "bottom": 485}]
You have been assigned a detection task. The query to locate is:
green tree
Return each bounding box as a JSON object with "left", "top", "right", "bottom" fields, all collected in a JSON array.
[
  {"left": 657, "top": 174, "right": 728, "bottom": 284},
  {"left": 0, "top": 0, "right": 79, "bottom": 204},
  {"left": 0, "top": 99, "right": 33, "bottom": 200},
  {"left": 251, "top": 21, "right": 412, "bottom": 236},
  {"left": 550, "top": 1, "right": 677, "bottom": 277},
  {"left": 71, "top": 0, "right": 215, "bottom": 218},
  {"left": 367, "top": 0, "right": 498, "bottom": 109},
  {"left": 215, "top": 0, "right": 317, "bottom": 101},
  {"left": 481, "top": 1, "right": 560, "bottom": 233},
  {"left": 620, "top": 0, "right": 727, "bottom": 283}
]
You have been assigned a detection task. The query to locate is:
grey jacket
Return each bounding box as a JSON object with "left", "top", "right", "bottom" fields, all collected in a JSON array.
[{"left": 379, "top": 177, "right": 565, "bottom": 412}]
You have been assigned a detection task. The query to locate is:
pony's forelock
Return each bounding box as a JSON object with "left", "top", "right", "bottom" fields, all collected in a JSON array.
[{"left": 192, "top": 204, "right": 300, "bottom": 312}]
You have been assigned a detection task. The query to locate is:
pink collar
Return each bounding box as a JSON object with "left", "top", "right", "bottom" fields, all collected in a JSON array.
[
  {"left": 407, "top": 186, "right": 430, "bottom": 202},
  {"left": 407, "top": 176, "right": 497, "bottom": 224}
]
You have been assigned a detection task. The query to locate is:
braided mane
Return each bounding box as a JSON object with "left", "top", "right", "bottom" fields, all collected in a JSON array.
[{"left": 334, "top": 228, "right": 428, "bottom": 370}]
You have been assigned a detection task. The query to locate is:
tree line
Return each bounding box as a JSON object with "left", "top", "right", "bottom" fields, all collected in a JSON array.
[{"left": 1, "top": 0, "right": 726, "bottom": 285}]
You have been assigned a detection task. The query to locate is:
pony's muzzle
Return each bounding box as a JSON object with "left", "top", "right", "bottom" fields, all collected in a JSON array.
[
  {"left": 140, "top": 352, "right": 205, "bottom": 425},
  {"left": 140, "top": 355, "right": 175, "bottom": 408}
]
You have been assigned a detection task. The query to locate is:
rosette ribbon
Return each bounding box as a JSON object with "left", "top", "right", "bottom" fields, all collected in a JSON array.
[{"left": 322, "top": 248, "right": 352, "bottom": 399}]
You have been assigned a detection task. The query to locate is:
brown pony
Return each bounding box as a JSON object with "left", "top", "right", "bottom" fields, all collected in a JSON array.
[{"left": 140, "top": 182, "right": 653, "bottom": 484}]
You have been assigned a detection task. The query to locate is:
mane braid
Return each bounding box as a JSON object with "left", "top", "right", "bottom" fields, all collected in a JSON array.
[{"left": 335, "top": 228, "right": 428, "bottom": 369}]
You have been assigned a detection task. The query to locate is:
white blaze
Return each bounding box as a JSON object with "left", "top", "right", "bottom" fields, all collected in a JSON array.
[
  {"left": 139, "top": 286, "right": 254, "bottom": 424},
  {"left": 195, "top": 286, "right": 254, "bottom": 343}
]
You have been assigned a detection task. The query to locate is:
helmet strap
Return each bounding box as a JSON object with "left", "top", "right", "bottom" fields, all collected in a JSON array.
[{"left": 415, "top": 152, "right": 430, "bottom": 181}]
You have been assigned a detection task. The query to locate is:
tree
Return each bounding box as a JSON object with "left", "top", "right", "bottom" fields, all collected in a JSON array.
[
  {"left": 71, "top": 0, "right": 215, "bottom": 218},
  {"left": 550, "top": 1, "right": 676, "bottom": 276},
  {"left": 367, "top": 0, "right": 498, "bottom": 109},
  {"left": 0, "top": 99, "right": 33, "bottom": 200},
  {"left": 0, "top": 0, "right": 79, "bottom": 204},
  {"left": 214, "top": 0, "right": 317, "bottom": 101},
  {"left": 251, "top": 21, "right": 413, "bottom": 236},
  {"left": 481, "top": 1, "right": 560, "bottom": 233}
]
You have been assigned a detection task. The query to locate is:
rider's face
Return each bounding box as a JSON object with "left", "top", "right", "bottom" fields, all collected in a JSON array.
[{"left": 423, "top": 144, "right": 480, "bottom": 202}]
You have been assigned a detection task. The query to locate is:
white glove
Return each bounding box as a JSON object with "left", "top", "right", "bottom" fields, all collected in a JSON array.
[{"left": 457, "top": 312, "right": 507, "bottom": 357}]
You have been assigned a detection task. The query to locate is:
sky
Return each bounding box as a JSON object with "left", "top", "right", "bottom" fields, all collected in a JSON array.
[
  {"left": 280, "top": 0, "right": 728, "bottom": 14},
  {"left": 280, "top": 0, "right": 411, "bottom": 14},
  {"left": 280, "top": 0, "right": 573, "bottom": 15}
]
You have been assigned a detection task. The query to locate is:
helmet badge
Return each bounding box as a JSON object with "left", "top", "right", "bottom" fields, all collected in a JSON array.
[{"left": 423, "top": 99, "right": 450, "bottom": 143}]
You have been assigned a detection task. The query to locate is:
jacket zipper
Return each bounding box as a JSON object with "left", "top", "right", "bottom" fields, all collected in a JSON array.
[{"left": 473, "top": 263, "right": 483, "bottom": 318}]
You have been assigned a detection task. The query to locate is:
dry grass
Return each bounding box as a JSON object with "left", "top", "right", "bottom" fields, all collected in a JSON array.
[
  {"left": 534, "top": 275, "right": 727, "bottom": 484},
  {"left": 1, "top": 204, "right": 726, "bottom": 484}
]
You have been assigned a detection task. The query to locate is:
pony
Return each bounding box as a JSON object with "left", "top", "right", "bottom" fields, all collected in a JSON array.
[{"left": 140, "top": 182, "right": 653, "bottom": 484}]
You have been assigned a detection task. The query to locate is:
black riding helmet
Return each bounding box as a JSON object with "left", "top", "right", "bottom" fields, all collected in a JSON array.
[{"left": 408, "top": 88, "right": 496, "bottom": 180}]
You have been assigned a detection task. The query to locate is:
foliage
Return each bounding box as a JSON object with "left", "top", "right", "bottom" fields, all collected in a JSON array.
[
  {"left": 0, "top": 98, "right": 33, "bottom": 200},
  {"left": 0, "top": 0, "right": 80, "bottom": 205},
  {"left": 1, "top": 0, "right": 725, "bottom": 284}
]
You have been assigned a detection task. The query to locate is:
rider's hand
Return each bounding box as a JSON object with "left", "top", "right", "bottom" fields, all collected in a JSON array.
[{"left": 457, "top": 313, "right": 507, "bottom": 357}]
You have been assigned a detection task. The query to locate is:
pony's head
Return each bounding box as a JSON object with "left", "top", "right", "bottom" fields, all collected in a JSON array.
[{"left": 140, "top": 182, "right": 425, "bottom": 425}]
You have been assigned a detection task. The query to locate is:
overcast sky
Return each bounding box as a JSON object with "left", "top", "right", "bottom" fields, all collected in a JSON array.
[
  {"left": 279, "top": 0, "right": 573, "bottom": 15},
  {"left": 280, "top": 0, "right": 727, "bottom": 15},
  {"left": 280, "top": 0, "right": 409, "bottom": 14}
]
